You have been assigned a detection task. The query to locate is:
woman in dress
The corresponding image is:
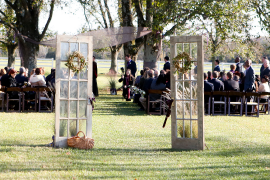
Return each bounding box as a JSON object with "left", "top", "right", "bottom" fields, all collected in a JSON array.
[
  {"left": 119, "top": 69, "right": 134, "bottom": 101},
  {"left": 29, "top": 68, "right": 46, "bottom": 87}
]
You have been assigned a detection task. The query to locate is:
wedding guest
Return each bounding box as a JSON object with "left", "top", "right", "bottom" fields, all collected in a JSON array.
[
  {"left": 135, "top": 70, "right": 144, "bottom": 87},
  {"left": 29, "top": 68, "right": 46, "bottom": 87},
  {"left": 230, "top": 64, "right": 236, "bottom": 73},
  {"left": 239, "top": 72, "right": 245, "bottom": 92},
  {"left": 235, "top": 57, "right": 242, "bottom": 72},
  {"left": 224, "top": 72, "right": 239, "bottom": 91},
  {"left": 1, "top": 67, "right": 10, "bottom": 87},
  {"left": 260, "top": 56, "right": 268, "bottom": 77},
  {"left": 139, "top": 69, "right": 149, "bottom": 90},
  {"left": 207, "top": 71, "right": 212, "bottom": 82},
  {"left": 7, "top": 69, "right": 18, "bottom": 88},
  {"left": 0, "top": 69, "right": 6, "bottom": 80},
  {"left": 46, "top": 68, "right": 55, "bottom": 86},
  {"left": 149, "top": 74, "right": 166, "bottom": 101},
  {"left": 125, "top": 54, "right": 137, "bottom": 77},
  {"left": 260, "top": 59, "right": 270, "bottom": 81},
  {"left": 244, "top": 59, "right": 255, "bottom": 92},
  {"left": 163, "top": 56, "right": 170, "bottom": 71},
  {"left": 258, "top": 75, "right": 270, "bottom": 103},
  {"left": 213, "top": 60, "right": 220, "bottom": 72},
  {"left": 15, "top": 67, "right": 28, "bottom": 87},
  {"left": 165, "top": 70, "right": 170, "bottom": 89},
  {"left": 143, "top": 70, "right": 154, "bottom": 93},
  {"left": 153, "top": 69, "right": 159, "bottom": 79},
  {"left": 119, "top": 69, "right": 134, "bottom": 101}
]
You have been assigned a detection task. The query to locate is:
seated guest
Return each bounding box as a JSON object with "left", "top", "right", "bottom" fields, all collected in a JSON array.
[
  {"left": 230, "top": 64, "right": 236, "bottom": 73},
  {"left": 0, "top": 69, "right": 6, "bottom": 80},
  {"left": 224, "top": 72, "right": 239, "bottom": 91},
  {"left": 15, "top": 67, "right": 28, "bottom": 87},
  {"left": 218, "top": 71, "right": 226, "bottom": 82},
  {"left": 207, "top": 71, "right": 212, "bottom": 82},
  {"left": 153, "top": 69, "right": 159, "bottom": 79},
  {"left": 254, "top": 75, "right": 260, "bottom": 92},
  {"left": 1, "top": 67, "right": 10, "bottom": 87},
  {"left": 143, "top": 70, "right": 154, "bottom": 93},
  {"left": 139, "top": 69, "right": 148, "bottom": 90},
  {"left": 160, "top": 70, "right": 165, "bottom": 76},
  {"left": 135, "top": 70, "right": 144, "bottom": 87},
  {"left": 204, "top": 73, "right": 214, "bottom": 92},
  {"left": 239, "top": 72, "right": 245, "bottom": 92},
  {"left": 209, "top": 71, "right": 224, "bottom": 91},
  {"left": 149, "top": 74, "right": 166, "bottom": 101},
  {"left": 46, "top": 68, "right": 55, "bottom": 86},
  {"left": 213, "top": 60, "right": 221, "bottom": 72},
  {"left": 7, "top": 69, "right": 18, "bottom": 88},
  {"left": 29, "top": 68, "right": 46, "bottom": 87},
  {"left": 258, "top": 75, "right": 270, "bottom": 103},
  {"left": 118, "top": 69, "right": 134, "bottom": 101}
]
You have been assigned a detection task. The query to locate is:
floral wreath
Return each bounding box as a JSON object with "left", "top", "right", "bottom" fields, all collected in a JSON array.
[
  {"left": 172, "top": 52, "right": 192, "bottom": 74},
  {"left": 65, "top": 51, "right": 87, "bottom": 73}
]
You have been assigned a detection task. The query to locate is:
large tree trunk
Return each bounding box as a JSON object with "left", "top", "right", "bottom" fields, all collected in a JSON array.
[
  {"left": 143, "top": 34, "right": 162, "bottom": 69},
  {"left": 20, "top": 41, "right": 39, "bottom": 73},
  {"left": 7, "top": 44, "right": 17, "bottom": 67},
  {"left": 109, "top": 49, "right": 119, "bottom": 74}
]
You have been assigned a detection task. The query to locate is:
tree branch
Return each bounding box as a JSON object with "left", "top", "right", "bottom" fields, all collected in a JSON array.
[
  {"left": 0, "top": 40, "right": 8, "bottom": 46},
  {"left": 103, "top": 0, "right": 113, "bottom": 27},
  {"left": 97, "top": 0, "right": 108, "bottom": 28},
  {"left": 133, "top": 0, "right": 145, "bottom": 26},
  {"left": 4, "top": 0, "right": 16, "bottom": 10},
  {"left": 39, "top": 0, "right": 55, "bottom": 40}
]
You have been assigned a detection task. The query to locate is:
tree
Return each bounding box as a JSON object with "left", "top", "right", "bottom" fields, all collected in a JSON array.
[
  {"left": 0, "top": 0, "right": 55, "bottom": 73},
  {"left": 0, "top": 4, "right": 18, "bottom": 67},
  {"left": 252, "top": 0, "right": 270, "bottom": 34}
]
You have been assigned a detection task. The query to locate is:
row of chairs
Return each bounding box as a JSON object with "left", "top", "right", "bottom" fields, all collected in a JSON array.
[
  {"left": 0, "top": 87, "right": 54, "bottom": 113},
  {"left": 204, "top": 91, "right": 270, "bottom": 117}
]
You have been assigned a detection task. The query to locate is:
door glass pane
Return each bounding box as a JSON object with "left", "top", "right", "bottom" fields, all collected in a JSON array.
[
  {"left": 191, "top": 101, "right": 198, "bottom": 119},
  {"left": 79, "top": 82, "right": 88, "bottom": 99},
  {"left": 176, "top": 43, "right": 183, "bottom": 55},
  {"left": 60, "top": 100, "right": 68, "bottom": 118},
  {"left": 190, "top": 43, "right": 197, "bottom": 61},
  {"left": 61, "top": 42, "right": 69, "bottom": 60},
  {"left": 60, "top": 119, "right": 67, "bottom": 137},
  {"left": 60, "top": 81, "right": 68, "bottom": 98},
  {"left": 177, "top": 120, "right": 183, "bottom": 138},
  {"left": 177, "top": 120, "right": 193, "bottom": 138},
  {"left": 70, "top": 81, "right": 78, "bottom": 99},
  {"left": 184, "top": 101, "right": 191, "bottom": 119},
  {"left": 70, "top": 101, "right": 77, "bottom": 118},
  {"left": 80, "top": 43, "right": 88, "bottom": 60},
  {"left": 70, "top": 43, "right": 79, "bottom": 53},
  {"left": 176, "top": 101, "right": 183, "bottom": 119},
  {"left": 192, "top": 120, "right": 198, "bottom": 138},
  {"left": 60, "top": 62, "right": 69, "bottom": 79},
  {"left": 79, "top": 120, "right": 86, "bottom": 132},
  {"left": 79, "top": 101, "right": 87, "bottom": 118},
  {"left": 69, "top": 120, "right": 77, "bottom": 137},
  {"left": 80, "top": 69, "right": 88, "bottom": 80}
]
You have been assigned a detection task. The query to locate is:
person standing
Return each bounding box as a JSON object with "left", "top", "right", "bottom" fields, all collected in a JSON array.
[
  {"left": 260, "top": 58, "right": 270, "bottom": 81},
  {"left": 163, "top": 56, "right": 170, "bottom": 71},
  {"left": 93, "top": 56, "right": 99, "bottom": 97},
  {"left": 213, "top": 60, "right": 221, "bottom": 72},
  {"left": 125, "top": 54, "right": 137, "bottom": 77},
  {"left": 260, "top": 57, "right": 268, "bottom": 77},
  {"left": 235, "top": 57, "right": 242, "bottom": 72},
  {"left": 244, "top": 59, "right": 255, "bottom": 92}
]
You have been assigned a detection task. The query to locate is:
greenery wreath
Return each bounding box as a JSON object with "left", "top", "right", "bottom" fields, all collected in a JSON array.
[
  {"left": 172, "top": 52, "right": 192, "bottom": 74},
  {"left": 65, "top": 51, "right": 87, "bottom": 73}
]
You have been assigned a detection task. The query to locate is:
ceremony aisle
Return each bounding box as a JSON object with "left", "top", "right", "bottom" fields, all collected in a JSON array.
[{"left": 0, "top": 89, "right": 270, "bottom": 179}]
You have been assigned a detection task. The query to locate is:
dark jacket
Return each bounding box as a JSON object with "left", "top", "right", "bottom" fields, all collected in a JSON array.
[
  {"left": 127, "top": 60, "right": 137, "bottom": 77},
  {"left": 15, "top": 74, "right": 28, "bottom": 87},
  {"left": 213, "top": 65, "right": 221, "bottom": 72},
  {"left": 224, "top": 79, "right": 239, "bottom": 91},
  {"left": 260, "top": 67, "right": 270, "bottom": 81},
  {"left": 7, "top": 75, "right": 17, "bottom": 87},
  {"left": 244, "top": 66, "right": 255, "bottom": 92},
  {"left": 163, "top": 62, "right": 170, "bottom": 71},
  {"left": 235, "top": 63, "right": 242, "bottom": 72},
  {"left": 204, "top": 80, "right": 214, "bottom": 92},
  {"left": 93, "top": 61, "right": 98, "bottom": 78},
  {"left": 149, "top": 79, "right": 166, "bottom": 101},
  {"left": 143, "top": 77, "right": 154, "bottom": 93},
  {"left": 209, "top": 78, "right": 224, "bottom": 91},
  {"left": 260, "top": 64, "right": 264, "bottom": 76},
  {"left": 1, "top": 74, "right": 9, "bottom": 87}
]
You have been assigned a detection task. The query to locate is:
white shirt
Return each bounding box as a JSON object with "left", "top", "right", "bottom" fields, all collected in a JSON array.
[{"left": 258, "top": 82, "right": 270, "bottom": 99}]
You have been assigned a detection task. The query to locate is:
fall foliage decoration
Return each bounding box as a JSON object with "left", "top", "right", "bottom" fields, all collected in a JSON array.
[
  {"left": 65, "top": 51, "right": 87, "bottom": 73},
  {"left": 172, "top": 52, "right": 192, "bottom": 74}
]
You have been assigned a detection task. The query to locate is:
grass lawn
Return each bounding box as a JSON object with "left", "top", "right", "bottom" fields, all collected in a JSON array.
[{"left": 0, "top": 76, "right": 270, "bottom": 179}]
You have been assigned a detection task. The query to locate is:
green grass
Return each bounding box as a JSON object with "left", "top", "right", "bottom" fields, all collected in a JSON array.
[{"left": 0, "top": 82, "right": 270, "bottom": 179}]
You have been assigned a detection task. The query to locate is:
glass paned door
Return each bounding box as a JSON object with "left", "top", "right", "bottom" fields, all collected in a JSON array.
[
  {"left": 55, "top": 35, "right": 93, "bottom": 148},
  {"left": 170, "top": 36, "right": 204, "bottom": 150}
]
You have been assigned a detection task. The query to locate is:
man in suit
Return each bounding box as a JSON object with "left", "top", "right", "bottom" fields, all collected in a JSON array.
[
  {"left": 163, "top": 56, "right": 170, "bottom": 71},
  {"left": 213, "top": 60, "right": 221, "bottom": 72},
  {"left": 260, "top": 57, "right": 268, "bottom": 77},
  {"left": 209, "top": 71, "right": 224, "bottom": 100},
  {"left": 244, "top": 59, "right": 255, "bottom": 92},
  {"left": 224, "top": 72, "right": 239, "bottom": 91},
  {"left": 143, "top": 70, "right": 154, "bottom": 93},
  {"left": 125, "top": 54, "right": 137, "bottom": 77},
  {"left": 260, "top": 59, "right": 270, "bottom": 81},
  {"left": 204, "top": 73, "right": 213, "bottom": 114},
  {"left": 235, "top": 57, "right": 242, "bottom": 72}
]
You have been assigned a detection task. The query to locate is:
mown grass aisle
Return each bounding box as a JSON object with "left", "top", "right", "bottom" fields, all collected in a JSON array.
[{"left": 0, "top": 91, "right": 270, "bottom": 179}]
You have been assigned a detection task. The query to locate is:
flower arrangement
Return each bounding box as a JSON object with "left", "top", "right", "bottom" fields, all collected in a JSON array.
[
  {"left": 65, "top": 51, "right": 87, "bottom": 73},
  {"left": 130, "top": 86, "right": 145, "bottom": 95},
  {"left": 172, "top": 52, "right": 192, "bottom": 74}
]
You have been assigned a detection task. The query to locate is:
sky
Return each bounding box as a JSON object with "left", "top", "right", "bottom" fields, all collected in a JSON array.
[{"left": 40, "top": 2, "right": 269, "bottom": 37}]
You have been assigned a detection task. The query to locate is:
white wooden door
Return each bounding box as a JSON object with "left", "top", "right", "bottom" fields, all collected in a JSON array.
[
  {"left": 170, "top": 36, "right": 204, "bottom": 150},
  {"left": 54, "top": 35, "right": 93, "bottom": 148}
]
